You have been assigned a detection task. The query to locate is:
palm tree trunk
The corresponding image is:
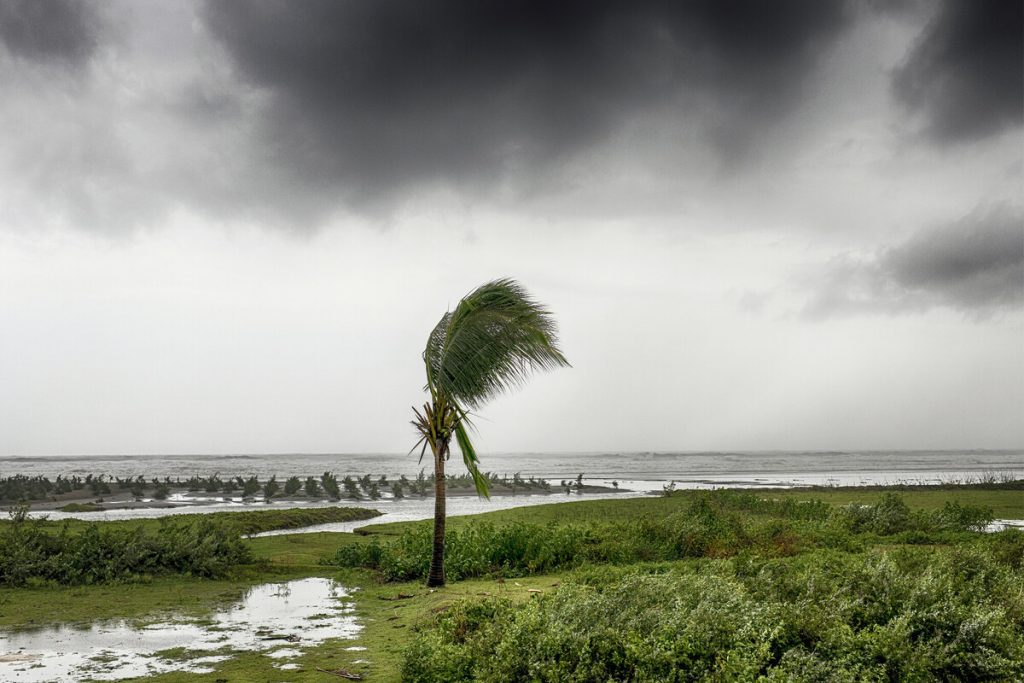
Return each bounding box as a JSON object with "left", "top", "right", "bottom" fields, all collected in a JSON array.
[{"left": 426, "top": 439, "right": 447, "bottom": 587}]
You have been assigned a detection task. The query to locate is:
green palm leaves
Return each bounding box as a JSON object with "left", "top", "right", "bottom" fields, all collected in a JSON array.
[
  {"left": 415, "top": 278, "right": 569, "bottom": 497},
  {"left": 424, "top": 279, "right": 569, "bottom": 409}
]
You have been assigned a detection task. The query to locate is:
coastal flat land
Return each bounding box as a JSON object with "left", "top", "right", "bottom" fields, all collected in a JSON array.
[{"left": 0, "top": 483, "right": 1020, "bottom": 681}]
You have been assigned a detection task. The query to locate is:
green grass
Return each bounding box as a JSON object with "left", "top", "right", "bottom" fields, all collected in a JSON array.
[
  {"left": 768, "top": 486, "right": 1024, "bottom": 518},
  {"left": 0, "top": 574, "right": 268, "bottom": 629},
  {"left": 1, "top": 505, "right": 381, "bottom": 536},
  {"left": 248, "top": 531, "right": 376, "bottom": 568},
  {"left": 355, "top": 484, "right": 1024, "bottom": 539},
  {"left": 56, "top": 502, "right": 106, "bottom": 512}
]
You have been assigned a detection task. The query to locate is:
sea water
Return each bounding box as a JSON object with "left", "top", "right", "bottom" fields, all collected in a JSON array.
[{"left": 2, "top": 449, "right": 1021, "bottom": 484}]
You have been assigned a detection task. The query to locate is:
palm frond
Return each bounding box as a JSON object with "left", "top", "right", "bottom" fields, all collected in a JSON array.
[
  {"left": 424, "top": 278, "right": 570, "bottom": 409},
  {"left": 454, "top": 421, "right": 489, "bottom": 498},
  {"left": 423, "top": 312, "right": 452, "bottom": 397},
  {"left": 409, "top": 404, "right": 432, "bottom": 463}
]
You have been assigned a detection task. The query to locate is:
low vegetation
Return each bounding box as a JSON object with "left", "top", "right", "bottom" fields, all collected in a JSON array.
[
  {"left": 329, "top": 490, "right": 997, "bottom": 581},
  {"left": 185, "top": 506, "right": 382, "bottom": 536},
  {"left": 0, "top": 485, "right": 1019, "bottom": 681},
  {"left": 0, "top": 506, "right": 380, "bottom": 587},
  {"left": 403, "top": 544, "right": 1024, "bottom": 681},
  {"left": 330, "top": 489, "right": 1022, "bottom": 681},
  {"left": 0, "top": 508, "right": 251, "bottom": 586}
]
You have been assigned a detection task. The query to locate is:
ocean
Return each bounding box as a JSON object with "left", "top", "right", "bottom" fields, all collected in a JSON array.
[{"left": 3, "top": 449, "right": 1022, "bottom": 487}]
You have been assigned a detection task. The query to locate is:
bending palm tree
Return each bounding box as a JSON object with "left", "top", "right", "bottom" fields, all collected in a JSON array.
[{"left": 412, "top": 279, "right": 569, "bottom": 587}]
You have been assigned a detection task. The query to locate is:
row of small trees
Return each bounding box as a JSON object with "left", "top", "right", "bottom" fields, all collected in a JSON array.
[{"left": 0, "top": 470, "right": 561, "bottom": 504}]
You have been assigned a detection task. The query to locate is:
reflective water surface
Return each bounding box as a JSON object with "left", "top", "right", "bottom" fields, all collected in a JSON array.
[{"left": 0, "top": 577, "right": 358, "bottom": 681}]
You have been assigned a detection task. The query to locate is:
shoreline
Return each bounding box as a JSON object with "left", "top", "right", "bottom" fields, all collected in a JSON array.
[
  {"left": 8, "top": 474, "right": 1024, "bottom": 526},
  {"left": 10, "top": 482, "right": 628, "bottom": 515}
]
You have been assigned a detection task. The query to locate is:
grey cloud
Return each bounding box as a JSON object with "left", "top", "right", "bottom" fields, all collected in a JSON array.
[
  {"left": 201, "top": 0, "right": 850, "bottom": 211},
  {"left": 3, "top": 1, "right": 1016, "bottom": 237},
  {"left": 892, "top": 0, "right": 1023, "bottom": 143},
  {"left": 886, "top": 206, "right": 1023, "bottom": 307},
  {"left": 0, "top": 1, "right": 257, "bottom": 234},
  {"left": 803, "top": 205, "right": 1024, "bottom": 319},
  {"left": 0, "top": 0, "right": 104, "bottom": 66}
]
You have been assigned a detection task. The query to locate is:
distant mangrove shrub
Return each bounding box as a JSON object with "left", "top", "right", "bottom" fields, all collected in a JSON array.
[
  {"left": 328, "top": 491, "right": 995, "bottom": 582},
  {"left": 403, "top": 546, "right": 1024, "bottom": 682},
  {"left": 0, "top": 470, "right": 560, "bottom": 505},
  {"left": 0, "top": 508, "right": 252, "bottom": 586}
]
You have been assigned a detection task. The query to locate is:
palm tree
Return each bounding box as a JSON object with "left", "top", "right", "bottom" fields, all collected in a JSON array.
[{"left": 412, "top": 278, "right": 569, "bottom": 587}]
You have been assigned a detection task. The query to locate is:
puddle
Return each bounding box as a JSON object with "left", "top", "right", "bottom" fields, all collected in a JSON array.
[{"left": 0, "top": 578, "right": 359, "bottom": 681}]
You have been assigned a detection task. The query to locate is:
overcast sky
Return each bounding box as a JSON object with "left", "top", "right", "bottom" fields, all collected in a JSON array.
[{"left": 0, "top": 0, "right": 1021, "bottom": 456}]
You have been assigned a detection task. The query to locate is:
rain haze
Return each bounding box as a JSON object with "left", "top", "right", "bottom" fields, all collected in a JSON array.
[{"left": 0, "top": 0, "right": 1021, "bottom": 457}]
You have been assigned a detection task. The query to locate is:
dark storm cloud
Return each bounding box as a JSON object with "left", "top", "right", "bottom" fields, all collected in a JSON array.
[
  {"left": 804, "top": 205, "right": 1024, "bottom": 319},
  {"left": 201, "top": 0, "right": 850, "bottom": 207},
  {"left": 0, "top": 0, "right": 104, "bottom": 66},
  {"left": 892, "top": 0, "right": 1023, "bottom": 143}
]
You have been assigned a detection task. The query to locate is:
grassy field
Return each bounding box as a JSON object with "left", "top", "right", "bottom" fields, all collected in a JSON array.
[
  {"left": 0, "top": 484, "right": 1019, "bottom": 681},
  {"left": 771, "top": 485, "right": 1024, "bottom": 518},
  {"left": 355, "top": 483, "right": 1024, "bottom": 538}
]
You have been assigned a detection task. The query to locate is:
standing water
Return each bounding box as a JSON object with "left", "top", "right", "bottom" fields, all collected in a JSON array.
[{"left": 0, "top": 578, "right": 358, "bottom": 681}]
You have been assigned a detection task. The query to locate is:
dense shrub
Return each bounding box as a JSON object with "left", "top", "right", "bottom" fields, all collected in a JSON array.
[
  {"left": 987, "top": 529, "right": 1024, "bottom": 568},
  {"left": 0, "top": 508, "right": 253, "bottom": 586},
  {"left": 403, "top": 547, "right": 1024, "bottom": 682},
  {"left": 333, "top": 522, "right": 599, "bottom": 581},
  {"left": 329, "top": 492, "right": 995, "bottom": 582},
  {"left": 931, "top": 499, "right": 997, "bottom": 532},
  {"left": 837, "top": 493, "right": 994, "bottom": 535}
]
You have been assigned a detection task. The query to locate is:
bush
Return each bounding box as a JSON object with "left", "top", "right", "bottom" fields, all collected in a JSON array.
[
  {"left": 403, "top": 548, "right": 1024, "bottom": 682},
  {"left": 321, "top": 472, "right": 341, "bottom": 500},
  {"left": 986, "top": 529, "right": 1024, "bottom": 568},
  {"left": 304, "top": 476, "right": 321, "bottom": 497},
  {"left": 262, "top": 476, "right": 280, "bottom": 501},
  {"left": 331, "top": 522, "right": 600, "bottom": 581},
  {"left": 838, "top": 493, "right": 994, "bottom": 536},
  {"left": 932, "top": 500, "right": 994, "bottom": 532},
  {"left": 0, "top": 508, "right": 252, "bottom": 586},
  {"left": 841, "top": 492, "right": 912, "bottom": 534}
]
